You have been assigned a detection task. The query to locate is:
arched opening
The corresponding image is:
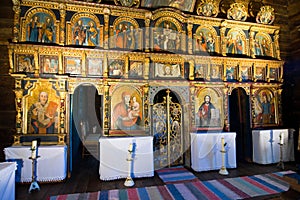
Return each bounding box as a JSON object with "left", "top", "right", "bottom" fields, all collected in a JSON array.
[
  {"left": 229, "top": 88, "right": 252, "bottom": 162},
  {"left": 152, "top": 89, "right": 184, "bottom": 169},
  {"left": 70, "top": 84, "right": 102, "bottom": 171}
]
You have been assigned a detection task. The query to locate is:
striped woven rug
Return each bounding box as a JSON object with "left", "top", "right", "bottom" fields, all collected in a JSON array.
[
  {"left": 49, "top": 171, "right": 294, "bottom": 200},
  {"left": 156, "top": 166, "right": 199, "bottom": 184}
]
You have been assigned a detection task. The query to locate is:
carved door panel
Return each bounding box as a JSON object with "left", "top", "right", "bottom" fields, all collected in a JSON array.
[{"left": 153, "top": 90, "right": 183, "bottom": 169}]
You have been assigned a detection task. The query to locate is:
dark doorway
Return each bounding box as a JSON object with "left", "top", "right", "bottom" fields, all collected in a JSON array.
[
  {"left": 71, "top": 85, "right": 102, "bottom": 171},
  {"left": 229, "top": 88, "right": 252, "bottom": 162}
]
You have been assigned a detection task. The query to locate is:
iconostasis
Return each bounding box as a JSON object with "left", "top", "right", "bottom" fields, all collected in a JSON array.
[{"left": 9, "top": 0, "right": 283, "bottom": 144}]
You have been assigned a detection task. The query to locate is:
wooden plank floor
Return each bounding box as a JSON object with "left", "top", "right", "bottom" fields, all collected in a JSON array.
[{"left": 15, "top": 156, "right": 300, "bottom": 200}]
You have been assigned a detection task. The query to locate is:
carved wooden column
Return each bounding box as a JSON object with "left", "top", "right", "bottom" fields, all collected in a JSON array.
[
  {"left": 143, "top": 85, "right": 149, "bottom": 131},
  {"left": 12, "top": 0, "right": 20, "bottom": 43},
  {"left": 103, "top": 83, "right": 109, "bottom": 135},
  {"left": 13, "top": 79, "right": 23, "bottom": 135},
  {"left": 220, "top": 21, "right": 227, "bottom": 56},
  {"left": 189, "top": 60, "right": 194, "bottom": 80},
  {"left": 223, "top": 86, "right": 230, "bottom": 131},
  {"left": 103, "top": 8, "right": 111, "bottom": 49},
  {"left": 190, "top": 86, "right": 195, "bottom": 126},
  {"left": 144, "top": 12, "right": 152, "bottom": 52},
  {"left": 249, "top": 29, "right": 255, "bottom": 58},
  {"left": 59, "top": 3, "right": 66, "bottom": 45},
  {"left": 144, "top": 57, "right": 150, "bottom": 79},
  {"left": 274, "top": 30, "right": 281, "bottom": 60},
  {"left": 187, "top": 20, "right": 193, "bottom": 54}
]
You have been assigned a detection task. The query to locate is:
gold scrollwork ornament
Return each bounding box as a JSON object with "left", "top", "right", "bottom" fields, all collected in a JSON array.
[
  {"left": 196, "top": 0, "right": 219, "bottom": 17},
  {"left": 256, "top": 6, "right": 275, "bottom": 25},
  {"left": 114, "top": 0, "right": 140, "bottom": 7},
  {"left": 227, "top": 3, "right": 248, "bottom": 21}
]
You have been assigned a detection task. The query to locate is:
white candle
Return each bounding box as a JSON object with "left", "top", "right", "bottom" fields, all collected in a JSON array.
[
  {"left": 280, "top": 133, "right": 284, "bottom": 145},
  {"left": 128, "top": 143, "right": 133, "bottom": 152},
  {"left": 221, "top": 137, "right": 225, "bottom": 151},
  {"left": 31, "top": 140, "right": 37, "bottom": 159}
]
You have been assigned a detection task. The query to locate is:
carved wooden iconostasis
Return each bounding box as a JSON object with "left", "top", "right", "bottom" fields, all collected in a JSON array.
[{"left": 8, "top": 0, "right": 284, "bottom": 170}]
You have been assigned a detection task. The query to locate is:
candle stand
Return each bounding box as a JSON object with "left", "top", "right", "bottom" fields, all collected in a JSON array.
[
  {"left": 219, "top": 149, "right": 229, "bottom": 175},
  {"left": 277, "top": 143, "right": 284, "bottom": 170},
  {"left": 29, "top": 148, "right": 40, "bottom": 193},
  {"left": 124, "top": 143, "right": 134, "bottom": 187},
  {"left": 219, "top": 137, "right": 228, "bottom": 175}
]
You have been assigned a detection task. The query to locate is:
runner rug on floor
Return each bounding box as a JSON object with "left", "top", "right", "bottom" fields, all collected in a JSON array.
[
  {"left": 48, "top": 171, "right": 294, "bottom": 200},
  {"left": 156, "top": 166, "right": 199, "bottom": 184}
]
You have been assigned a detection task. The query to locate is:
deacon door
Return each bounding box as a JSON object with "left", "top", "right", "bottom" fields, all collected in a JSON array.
[{"left": 152, "top": 89, "right": 183, "bottom": 169}]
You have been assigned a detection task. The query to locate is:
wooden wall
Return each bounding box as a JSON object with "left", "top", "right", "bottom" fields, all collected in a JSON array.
[
  {"left": 0, "top": 0, "right": 15, "bottom": 161},
  {"left": 0, "top": 0, "right": 299, "bottom": 160}
]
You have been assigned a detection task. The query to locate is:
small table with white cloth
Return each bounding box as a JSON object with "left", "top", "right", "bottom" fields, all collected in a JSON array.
[
  {"left": 99, "top": 136, "right": 154, "bottom": 180},
  {"left": 0, "top": 162, "right": 17, "bottom": 200},
  {"left": 4, "top": 145, "right": 67, "bottom": 183},
  {"left": 190, "top": 132, "right": 237, "bottom": 172},
  {"left": 252, "top": 129, "right": 295, "bottom": 164}
]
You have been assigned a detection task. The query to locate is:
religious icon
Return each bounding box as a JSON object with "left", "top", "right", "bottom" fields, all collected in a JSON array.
[
  {"left": 111, "top": 86, "right": 142, "bottom": 131},
  {"left": 196, "top": 0, "right": 219, "bottom": 17},
  {"left": 153, "top": 20, "right": 179, "bottom": 52},
  {"left": 26, "top": 13, "right": 56, "bottom": 43},
  {"left": 72, "top": 18, "right": 99, "bottom": 46},
  {"left": 268, "top": 66, "right": 278, "bottom": 81},
  {"left": 254, "top": 33, "right": 272, "bottom": 57},
  {"left": 26, "top": 84, "right": 60, "bottom": 134},
  {"left": 211, "top": 65, "right": 221, "bottom": 80},
  {"left": 194, "top": 27, "right": 216, "bottom": 53},
  {"left": 87, "top": 58, "right": 103, "bottom": 76},
  {"left": 225, "top": 65, "right": 236, "bottom": 81},
  {"left": 227, "top": 3, "right": 248, "bottom": 21},
  {"left": 194, "top": 64, "right": 206, "bottom": 79},
  {"left": 142, "top": 0, "right": 196, "bottom": 12},
  {"left": 253, "top": 66, "right": 265, "bottom": 82},
  {"left": 154, "top": 63, "right": 181, "bottom": 78},
  {"left": 16, "top": 54, "right": 34, "bottom": 73},
  {"left": 256, "top": 6, "right": 275, "bottom": 25},
  {"left": 239, "top": 66, "right": 251, "bottom": 81},
  {"left": 226, "top": 31, "right": 244, "bottom": 55},
  {"left": 129, "top": 61, "right": 143, "bottom": 78},
  {"left": 253, "top": 89, "right": 275, "bottom": 125},
  {"left": 115, "top": 0, "right": 139, "bottom": 7},
  {"left": 65, "top": 57, "right": 82, "bottom": 75},
  {"left": 196, "top": 91, "right": 221, "bottom": 129},
  {"left": 114, "top": 20, "right": 139, "bottom": 49},
  {"left": 40, "top": 55, "right": 58, "bottom": 74},
  {"left": 108, "top": 60, "right": 125, "bottom": 77}
]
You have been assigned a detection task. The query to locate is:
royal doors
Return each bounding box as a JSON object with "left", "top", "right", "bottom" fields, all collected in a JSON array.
[{"left": 152, "top": 89, "right": 183, "bottom": 169}]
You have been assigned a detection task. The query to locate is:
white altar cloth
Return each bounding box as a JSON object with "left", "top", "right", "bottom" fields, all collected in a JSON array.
[
  {"left": 4, "top": 145, "right": 67, "bottom": 183},
  {"left": 190, "top": 132, "right": 237, "bottom": 172},
  {"left": 99, "top": 136, "right": 154, "bottom": 180},
  {"left": 252, "top": 129, "right": 295, "bottom": 164},
  {"left": 0, "top": 162, "right": 17, "bottom": 200}
]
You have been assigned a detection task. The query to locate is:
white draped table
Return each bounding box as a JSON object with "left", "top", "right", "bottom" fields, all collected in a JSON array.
[
  {"left": 0, "top": 162, "right": 17, "bottom": 200},
  {"left": 190, "top": 132, "right": 237, "bottom": 172},
  {"left": 4, "top": 145, "right": 67, "bottom": 183},
  {"left": 252, "top": 129, "right": 295, "bottom": 164},
  {"left": 99, "top": 136, "right": 154, "bottom": 180}
]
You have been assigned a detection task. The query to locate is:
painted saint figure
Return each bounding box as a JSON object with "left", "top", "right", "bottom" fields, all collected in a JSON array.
[
  {"left": 87, "top": 21, "right": 98, "bottom": 46},
  {"left": 206, "top": 33, "right": 215, "bottom": 52},
  {"left": 28, "top": 91, "right": 58, "bottom": 134},
  {"left": 73, "top": 20, "right": 86, "bottom": 45},
  {"left": 42, "top": 17, "right": 54, "bottom": 43},
  {"left": 255, "top": 92, "right": 275, "bottom": 124},
  {"left": 197, "top": 95, "right": 216, "bottom": 126},
  {"left": 27, "top": 16, "right": 42, "bottom": 42}
]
